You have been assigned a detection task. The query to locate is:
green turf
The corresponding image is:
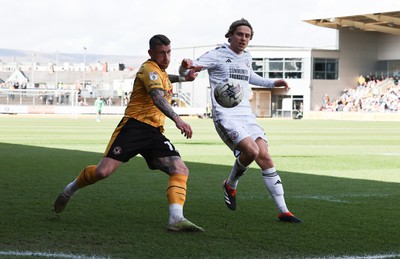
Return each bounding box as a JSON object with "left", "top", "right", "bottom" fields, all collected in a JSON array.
[{"left": 0, "top": 115, "right": 399, "bottom": 258}]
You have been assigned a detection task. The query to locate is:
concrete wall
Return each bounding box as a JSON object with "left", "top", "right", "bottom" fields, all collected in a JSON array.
[
  {"left": 309, "top": 49, "right": 340, "bottom": 110},
  {"left": 339, "top": 29, "right": 380, "bottom": 81},
  {"left": 378, "top": 34, "right": 400, "bottom": 60}
]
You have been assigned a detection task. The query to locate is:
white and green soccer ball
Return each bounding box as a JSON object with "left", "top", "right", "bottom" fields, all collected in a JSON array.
[{"left": 213, "top": 78, "right": 244, "bottom": 108}]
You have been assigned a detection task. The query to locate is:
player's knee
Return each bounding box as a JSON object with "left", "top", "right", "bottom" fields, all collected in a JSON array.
[
  {"left": 95, "top": 167, "right": 112, "bottom": 180},
  {"left": 258, "top": 150, "right": 274, "bottom": 167},
  {"left": 244, "top": 145, "right": 260, "bottom": 161},
  {"left": 170, "top": 157, "right": 189, "bottom": 176},
  {"left": 176, "top": 164, "right": 189, "bottom": 176}
]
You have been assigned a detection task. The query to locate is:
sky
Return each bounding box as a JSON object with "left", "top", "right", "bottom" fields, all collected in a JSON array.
[{"left": 1, "top": 0, "right": 400, "bottom": 56}]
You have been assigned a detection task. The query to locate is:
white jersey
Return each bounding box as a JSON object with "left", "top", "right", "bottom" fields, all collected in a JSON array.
[{"left": 192, "top": 43, "right": 275, "bottom": 120}]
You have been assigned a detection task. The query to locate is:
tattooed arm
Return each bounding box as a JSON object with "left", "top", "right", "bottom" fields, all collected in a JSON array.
[
  {"left": 168, "top": 74, "right": 186, "bottom": 83},
  {"left": 149, "top": 88, "right": 192, "bottom": 139},
  {"left": 168, "top": 67, "right": 201, "bottom": 83}
]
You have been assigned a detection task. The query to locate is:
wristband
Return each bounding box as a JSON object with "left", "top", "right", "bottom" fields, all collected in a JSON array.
[{"left": 179, "top": 76, "right": 186, "bottom": 82}]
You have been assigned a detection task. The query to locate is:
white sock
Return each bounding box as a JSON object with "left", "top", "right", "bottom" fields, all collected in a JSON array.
[
  {"left": 169, "top": 203, "right": 184, "bottom": 224},
  {"left": 261, "top": 167, "right": 289, "bottom": 214},
  {"left": 227, "top": 158, "right": 248, "bottom": 189},
  {"left": 63, "top": 179, "right": 79, "bottom": 197}
]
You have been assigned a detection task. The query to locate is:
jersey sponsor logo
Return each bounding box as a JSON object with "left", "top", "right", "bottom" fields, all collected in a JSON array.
[
  {"left": 229, "top": 68, "right": 247, "bottom": 74},
  {"left": 149, "top": 72, "right": 158, "bottom": 81},
  {"left": 148, "top": 82, "right": 161, "bottom": 87},
  {"left": 231, "top": 74, "right": 249, "bottom": 80},
  {"left": 113, "top": 146, "right": 122, "bottom": 155},
  {"left": 229, "top": 67, "right": 249, "bottom": 81}
]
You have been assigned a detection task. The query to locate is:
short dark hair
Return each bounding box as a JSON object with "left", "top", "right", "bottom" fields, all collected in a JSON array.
[
  {"left": 149, "top": 34, "right": 171, "bottom": 50},
  {"left": 225, "top": 18, "right": 254, "bottom": 41}
]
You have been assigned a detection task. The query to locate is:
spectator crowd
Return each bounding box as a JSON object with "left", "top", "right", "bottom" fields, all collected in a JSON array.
[{"left": 319, "top": 75, "right": 400, "bottom": 112}]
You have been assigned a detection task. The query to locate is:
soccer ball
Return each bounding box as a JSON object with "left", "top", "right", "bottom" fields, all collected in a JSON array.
[{"left": 213, "top": 78, "right": 244, "bottom": 108}]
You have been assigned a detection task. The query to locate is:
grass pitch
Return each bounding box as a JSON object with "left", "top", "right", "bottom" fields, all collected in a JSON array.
[{"left": 0, "top": 115, "right": 399, "bottom": 258}]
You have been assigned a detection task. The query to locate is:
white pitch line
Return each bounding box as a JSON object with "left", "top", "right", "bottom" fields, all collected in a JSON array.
[
  {"left": 323, "top": 254, "right": 400, "bottom": 259},
  {"left": 380, "top": 153, "right": 400, "bottom": 156},
  {"left": 298, "top": 193, "right": 390, "bottom": 203},
  {"left": 1, "top": 250, "right": 399, "bottom": 259},
  {"left": 0, "top": 250, "right": 110, "bottom": 259},
  {"left": 305, "top": 195, "right": 351, "bottom": 203}
]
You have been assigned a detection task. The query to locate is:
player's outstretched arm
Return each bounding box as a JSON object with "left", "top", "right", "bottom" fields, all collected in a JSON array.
[
  {"left": 168, "top": 68, "right": 199, "bottom": 83},
  {"left": 149, "top": 88, "right": 192, "bottom": 139},
  {"left": 179, "top": 59, "right": 203, "bottom": 77}
]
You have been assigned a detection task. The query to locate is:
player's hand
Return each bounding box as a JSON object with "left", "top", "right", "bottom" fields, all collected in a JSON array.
[
  {"left": 174, "top": 117, "right": 192, "bottom": 139},
  {"left": 181, "top": 59, "right": 203, "bottom": 72},
  {"left": 191, "top": 65, "right": 203, "bottom": 72},
  {"left": 274, "top": 79, "right": 290, "bottom": 92},
  {"left": 185, "top": 68, "right": 199, "bottom": 82},
  {"left": 181, "top": 59, "right": 193, "bottom": 69}
]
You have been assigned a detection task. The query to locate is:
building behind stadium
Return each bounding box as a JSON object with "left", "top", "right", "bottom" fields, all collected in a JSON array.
[{"left": 1, "top": 7, "right": 399, "bottom": 118}]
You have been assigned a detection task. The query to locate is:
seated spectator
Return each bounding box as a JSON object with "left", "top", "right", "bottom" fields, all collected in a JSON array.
[
  {"left": 358, "top": 75, "right": 366, "bottom": 86},
  {"left": 321, "top": 77, "right": 399, "bottom": 113}
]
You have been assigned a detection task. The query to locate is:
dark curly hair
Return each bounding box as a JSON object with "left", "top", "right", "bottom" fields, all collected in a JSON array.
[{"left": 225, "top": 18, "right": 254, "bottom": 42}]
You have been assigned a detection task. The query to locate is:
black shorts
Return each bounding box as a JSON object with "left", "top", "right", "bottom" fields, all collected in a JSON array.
[{"left": 104, "top": 117, "right": 180, "bottom": 169}]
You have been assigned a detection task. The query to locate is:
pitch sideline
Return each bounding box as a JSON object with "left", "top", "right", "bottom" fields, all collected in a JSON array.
[
  {"left": 0, "top": 250, "right": 110, "bottom": 259},
  {"left": 1, "top": 250, "right": 400, "bottom": 259}
]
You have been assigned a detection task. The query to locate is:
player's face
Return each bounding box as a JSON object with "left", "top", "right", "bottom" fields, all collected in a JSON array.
[
  {"left": 229, "top": 25, "right": 252, "bottom": 54},
  {"left": 149, "top": 44, "right": 171, "bottom": 70}
]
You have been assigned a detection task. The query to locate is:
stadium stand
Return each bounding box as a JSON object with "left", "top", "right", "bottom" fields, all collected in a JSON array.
[{"left": 318, "top": 76, "right": 399, "bottom": 113}]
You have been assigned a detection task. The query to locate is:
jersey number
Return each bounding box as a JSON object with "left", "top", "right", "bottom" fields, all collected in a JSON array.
[{"left": 164, "top": 141, "right": 174, "bottom": 151}]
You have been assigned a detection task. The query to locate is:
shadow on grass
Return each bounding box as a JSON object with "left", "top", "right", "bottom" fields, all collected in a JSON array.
[{"left": 0, "top": 143, "right": 399, "bottom": 258}]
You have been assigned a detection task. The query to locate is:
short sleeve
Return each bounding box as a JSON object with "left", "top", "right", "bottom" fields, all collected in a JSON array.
[{"left": 141, "top": 64, "right": 163, "bottom": 92}]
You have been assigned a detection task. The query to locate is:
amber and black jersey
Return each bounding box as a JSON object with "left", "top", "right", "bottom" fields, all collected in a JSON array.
[{"left": 124, "top": 59, "right": 173, "bottom": 132}]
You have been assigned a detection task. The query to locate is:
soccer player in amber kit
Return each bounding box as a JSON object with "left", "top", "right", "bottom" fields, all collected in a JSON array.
[{"left": 54, "top": 34, "right": 204, "bottom": 232}]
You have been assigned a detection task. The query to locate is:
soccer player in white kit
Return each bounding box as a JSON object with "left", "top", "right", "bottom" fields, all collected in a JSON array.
[{"left": 180, "top": 18, "right": 302, "bottom": 223}]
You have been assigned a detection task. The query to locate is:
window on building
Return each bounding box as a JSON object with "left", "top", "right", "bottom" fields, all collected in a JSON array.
[
  {"left": 313, "top": 58, "right": 338, "bottom": 80},
  {"left": 268, "top": 58, "right": 284, "bottom": 79},
  {"left": 377, "top": 60, "right": 400, "bottom": 77},
  {"left": 284, "top": 58, "right": 302, "bottom": 79},
  {"left": 252, "top": 58, "right": 303, "bottom": 79},
  {"left": 252, "top": 58, "right": 264, "bottom": 77}
]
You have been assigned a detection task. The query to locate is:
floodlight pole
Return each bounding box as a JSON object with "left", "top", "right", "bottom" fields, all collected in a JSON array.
[
  {"left": 83, "top": 46, "right": 86, "bottom": 89},
  {"left": 55, "top": 50, "right": 59, "bottom": 88},
  {"left": 31, "top": 52, "right": 35, "bottom": 88}
]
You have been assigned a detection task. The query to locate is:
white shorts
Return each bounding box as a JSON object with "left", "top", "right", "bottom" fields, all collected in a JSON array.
[{"left": 213, "top": 116, "right": 268, "bottom": 155}]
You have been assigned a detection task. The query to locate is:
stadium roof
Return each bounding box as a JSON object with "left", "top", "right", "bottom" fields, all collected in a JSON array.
[{"left": 304, "top": 11, "right": 400, "bottom": 36}]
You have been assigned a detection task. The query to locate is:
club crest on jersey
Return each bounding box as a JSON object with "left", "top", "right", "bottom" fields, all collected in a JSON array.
[
  {"left": 230, "top": 131, "right": 239, "bottom": 141},
  {"left": 149, "top": 72, "right": 158, "bottom": 81},
  {"left": 113, "top": 146, "right": 122, "bottom": 155}
]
